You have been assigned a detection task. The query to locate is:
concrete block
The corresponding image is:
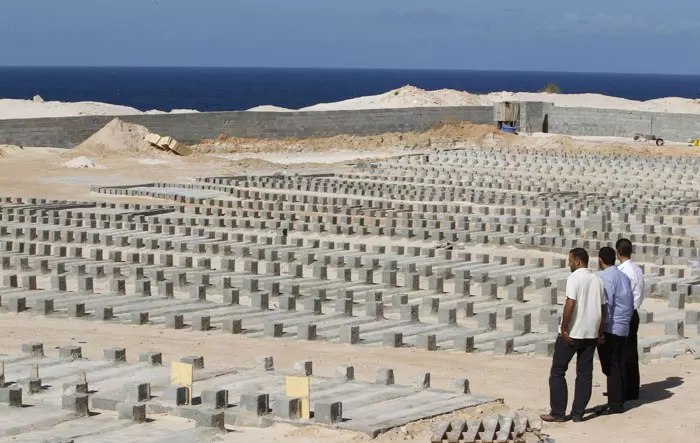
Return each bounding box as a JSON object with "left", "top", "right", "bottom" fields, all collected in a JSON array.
[
  {"left": 264, "top": 322, "right": 283, "bottom": 337},
  {"left": 639, "top": 311, "right": 654, "bottom": 323},
  {"left": 536, "top": 341, "right": 556, "bottom": 356},
  {"left": 438, "top": 307, "right": 457, "bottom": 326},
  {"left": 685, "top": 311, "right": 700, "bottom": 325},
  {"left": 202, "top": 389, "right": 229, "bottom": 409},
  {"left": 401, "top": 304, "right": 420, "bottom": 322},
  {"left": 417, "top": 334, "right": 437, "bottom": 351},
  {"left": 454, "top": 335, "right": 475, "bottom": 353},
  {"left": 451, "top": 378, "right": 471, "bottom": 394},
  {"left": 181, "top": 356, "right": 205, "bottom": 370},
  {"left": 192, "top": 315, "right": 211, "bottom": 331},
  {"left": 166, "top": 314, "right": 185, "bottom": 329},
  {"left": 124, "top": 383, "right": 151, "bottom": 402},
  {"left": 669, "top": 292, "right": 686, "bottom": 309},
  {"left": 294, "top": 361, "right": 313, "bottom": 376},
  {"left": 62, "top": 394, "right": 89, "bottom": 416},
  {"left": 376, "top": 368, "right": 395, "bottom": 385},
  {"left": 335, "top": 365, "right": 355, "bottom": 382},
  {"left": 9, "top": 297, "right": 26, "bottom": 313},
  {"left": 298, "top": 323, "right": 317, "bottom": 341},
  {"left": 508, "top": 286, "right": 525, "bottom": 302},
  {"left": 22, "top": 342, "right": 44, "bottom": 356},
  {"left": 59, "top": 346, "right": 82, "bottom": 360},
  {"left": 514, "top": 313, "right": 532, "bottom": 334},
  {"left": 223, "top": 318, "right": 243, "bottom": 334},
  {"left": 478, "top": 312, "right": 497, "bottom": 331},
  {"left": 252, "top": 292, "right": 270, "bottom": 310},
  {"left": 118, "top": 403, "right": 147, "bottom": 422},
  {"left": 132, "top": 312, "right": 149, "bottom": 325},
  {"left": 163, "top": 386, "right": 189, "bottom": 406},
  {"left": 255, "top": 356, "right": 274, "bottom": 371},
  {"left": 0, "top": 385, "right": 22, "bottom": 407},
  {"left": 494, "top": 338, "right": 514, "bottom": 355},
  {"left": 104, "top": 348, "right": 126, "bottom": 362},
  {"left": 139, "top": 351, "right": 162, "bottom": 365},
  {"left": 383, "top": 332, "right": 403, "bottom": 348},
  {"left": 240, "top": 393, "right": 269, "bottom": 415},
  {"left": 665, "top": 320, "right": 685, "bottom": 337},
  {"left": 315, "top": 402, "right": 343, "bottom": 425},
  {"left": 340, "top": 326, "right": 360, "bottom": 344}
]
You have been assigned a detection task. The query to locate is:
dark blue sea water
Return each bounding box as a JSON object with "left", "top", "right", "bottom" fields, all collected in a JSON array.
[{"left": 1, "top": 67, "right": 699, "bottom": 112}]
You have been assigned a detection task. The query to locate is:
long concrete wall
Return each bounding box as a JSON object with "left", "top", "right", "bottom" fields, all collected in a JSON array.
[
  {"left": 542, "top": 105, "right": 700, "bottom": 141},
  {"left": 0, "top": 106, "right": 494, "bottom": 149},
  {"left": 1, "top": 102, "right": 699, "bottom": 149}
]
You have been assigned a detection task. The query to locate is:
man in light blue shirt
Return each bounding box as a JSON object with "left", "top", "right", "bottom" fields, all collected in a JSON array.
[{"left": 597, "top": 246, "right": 634, "bottom": 414}]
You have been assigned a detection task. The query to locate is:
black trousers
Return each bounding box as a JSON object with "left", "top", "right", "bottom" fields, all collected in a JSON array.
[
  {"left": 549, "top": 336, "right": 597, "bottom": 418},
  {"left": 598, "top": 332, "right": 626, "bottom": 409},
  {"left": 623, "top": 310, "right": 640, "bottom": 400}
]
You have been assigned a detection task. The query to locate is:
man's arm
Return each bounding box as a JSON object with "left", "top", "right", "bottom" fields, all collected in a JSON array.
[
  {"left": 598, "top": 303, "right": 607, "bottom": 343},
  {"left": 561, "top": 298, "right": 576, "bottom": 345}
]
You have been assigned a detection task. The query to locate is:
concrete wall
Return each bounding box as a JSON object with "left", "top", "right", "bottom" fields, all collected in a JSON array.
[
  {"left": 546, "top": 106, "right": 700, "bottom": 141},
  {"left": 2, "top": 102, "right": 699, "bottom": 149},
  {"left": 0, "top": 106, "right": 494, "bottom": 149}
]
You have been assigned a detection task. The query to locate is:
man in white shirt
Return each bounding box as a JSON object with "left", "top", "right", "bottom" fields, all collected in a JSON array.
[
  {"left": 542, "top": 248, "right": 607, "bottom": 423},
  {"left": 616, "top": 238, "right": 645, "bottom": 400}
]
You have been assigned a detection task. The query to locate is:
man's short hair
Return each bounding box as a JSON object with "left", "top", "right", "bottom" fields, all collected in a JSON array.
[
  {"left": 615, "top": 238, "right": 633, "bottom": 258},
  {"left": 569, "top": 248, "right": 589, "bottom": 266},
  {"left": 599, "top": 247, "right": 616, "bottom": 266}
]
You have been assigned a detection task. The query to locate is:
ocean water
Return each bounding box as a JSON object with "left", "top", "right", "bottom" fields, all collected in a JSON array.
[{"left": 0, "top": 67, "right": 699, "bottom": 112}]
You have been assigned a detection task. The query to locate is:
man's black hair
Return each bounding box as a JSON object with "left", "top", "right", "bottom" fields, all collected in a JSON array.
[
  {"left": 599, "top": 247, "right": 616, "bottom": 266},
  {"left": 615, "top": 238, "right": 633, "bottom": 258},
  {"left": 569, "top": 248, "right": 589, "bottom": 266}
]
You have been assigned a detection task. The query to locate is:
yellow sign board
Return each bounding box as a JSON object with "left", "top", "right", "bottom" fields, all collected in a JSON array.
[
  {"left": 286, "top": 376, "right": 311, "bottom": 419},
  {"left": 171, "top": 362, "right": 194, "bottom": 404}
]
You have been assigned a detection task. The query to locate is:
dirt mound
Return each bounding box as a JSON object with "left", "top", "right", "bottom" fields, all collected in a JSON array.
[
  {"left": 69, "top": 118, "right": 168, "bottom": 158},
  {"left": 192, "top": 122, "right": 507, "bottom": 155},
  {"left": 0, "top": 145, "right": 24, "bottom": 158},
  {"left": 63, "top": 156, "right": 106, "bottom": 169}
]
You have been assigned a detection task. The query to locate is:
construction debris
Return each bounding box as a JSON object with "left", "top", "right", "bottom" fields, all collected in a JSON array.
[{"left": 145, "top": 133, "right": 192, "bottom": 156}]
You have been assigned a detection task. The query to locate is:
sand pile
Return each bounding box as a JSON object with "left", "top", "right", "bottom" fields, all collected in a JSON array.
[
  {"left": 0, "top": 98, "right": 143, "bottom": 120},
  {"left": 69, "top": 118, "right": 169, "bottom": 158},
  {"left": 300, "top": 85, "right": 484, "bottom": 111},
  {"left": 63, "top": 156, "right": 106, "bottom": 169},
  {"left": 247, "top": 105, "right": 294, "bottom": 112},
  {"left": 0, "top": 145, "right": 24, "bottom": 158},
  {"left": 279, "top": 86, "right": 700, "bottom": 114}
]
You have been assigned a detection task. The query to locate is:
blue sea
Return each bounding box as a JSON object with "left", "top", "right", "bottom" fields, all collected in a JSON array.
[{"left": 1, "top": 67, "right": 699, "bottom": 112}]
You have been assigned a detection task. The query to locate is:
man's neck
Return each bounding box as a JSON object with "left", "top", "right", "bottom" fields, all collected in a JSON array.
[{"left": 619, "top": 257, "right": 631, "bottom": 264}]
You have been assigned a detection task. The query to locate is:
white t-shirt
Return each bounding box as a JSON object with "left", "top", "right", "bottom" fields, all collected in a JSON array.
[
  {"left": 563, "top": 268, "right": 606, "bottom": 339},
  {"left": 618, "top": 260, "right": 645, "bottom": 310}
]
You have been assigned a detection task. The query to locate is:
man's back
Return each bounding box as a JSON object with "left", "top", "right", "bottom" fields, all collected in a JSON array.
[
  {"left": 618, "top": 260, "right": 645, "bottom": 310},
  {"left": 566, "top": 268, "right": 606, "bottom": 339},
  {"left": 600, "top": 266, "right": 634, "bottom": 336}
]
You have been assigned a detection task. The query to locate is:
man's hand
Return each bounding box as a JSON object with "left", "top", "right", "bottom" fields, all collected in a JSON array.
[
  {"left": 597, "top": 335, "right": 606, "bottom": 346},
  {"left": 561, "top": 331, "right": 574, "bottom": 346}
]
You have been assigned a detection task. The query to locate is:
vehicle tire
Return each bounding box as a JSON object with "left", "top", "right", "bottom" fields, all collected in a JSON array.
[
  {"left": 634, "top": 135, "right": 641, "bottom": 141},
  {"left": 656, "top": 138, "right": 664, "bottom": 146}
]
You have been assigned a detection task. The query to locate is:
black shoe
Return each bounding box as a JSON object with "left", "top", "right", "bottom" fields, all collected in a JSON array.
[
  {"left": 600, "top": 406, "right": 625, "bottom": 416},
  {"left": 571, "top": 415, "right": 585, "bottom": 422}
]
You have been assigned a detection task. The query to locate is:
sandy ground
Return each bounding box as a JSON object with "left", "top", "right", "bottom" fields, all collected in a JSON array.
[
  {"left": 1, "top": 121, "right": 700, "bottom": 442},
  {"left": 0, "top": 314, "right": 697, "bottom": 443}
]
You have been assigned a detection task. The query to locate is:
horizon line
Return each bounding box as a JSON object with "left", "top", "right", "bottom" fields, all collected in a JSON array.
[{"left": 0, "top": 65, "right": 698, "bottom": 77}]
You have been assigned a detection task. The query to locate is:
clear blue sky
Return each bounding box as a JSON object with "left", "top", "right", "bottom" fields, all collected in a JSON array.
[{"left": 2, "top": 0, "right": 699, "bottom": 74}]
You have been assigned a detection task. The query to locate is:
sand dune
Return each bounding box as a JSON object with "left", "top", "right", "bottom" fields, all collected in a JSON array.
[
  {"left": 0, "top": 98, "right": 199, "bottom": 120},
  {"left": 3, "top": 85, "right": 700, "bottom": 120}
]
